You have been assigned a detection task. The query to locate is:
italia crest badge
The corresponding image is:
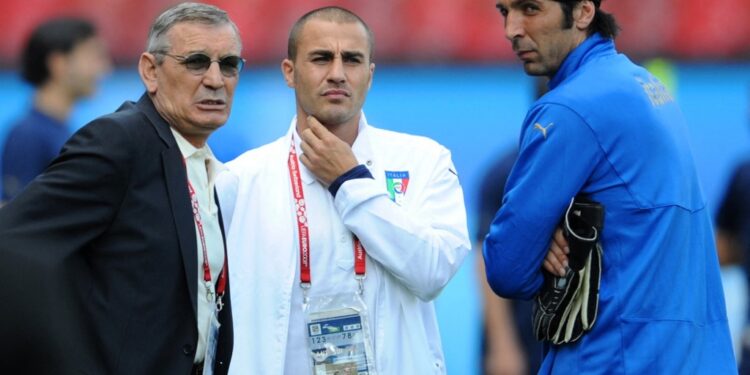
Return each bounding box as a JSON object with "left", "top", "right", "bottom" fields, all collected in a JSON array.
[{"left": 385, "top": 171, "right": 409, "bottom": 205}]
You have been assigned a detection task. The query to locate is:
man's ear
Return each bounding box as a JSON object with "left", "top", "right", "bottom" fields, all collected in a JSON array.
[
  {"left": 281, "top": 58, "right": 295, "bottom": 88},
  {"left": 573, "top": 0, "right": 596, "bottom": 31},
  {"left": 139, "top": 52, "right": 159, "bottom": 94}
]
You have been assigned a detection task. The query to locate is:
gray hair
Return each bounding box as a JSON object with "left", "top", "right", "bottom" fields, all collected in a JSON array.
[{"left": 146, "top": 2, "right": 241, "bottom": 62}]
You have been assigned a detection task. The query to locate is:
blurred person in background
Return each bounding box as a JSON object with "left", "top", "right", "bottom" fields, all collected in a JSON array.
[
  {"left": 476, "top": 78, "right": 548, "bottom": 375},
  {"left": 1, "top": 17, "right": 110, "bottom": 203},
  {"left": 0, "top": 3, "right": 242, "bottom": 374},
  {"left": 482, "top": 0, "right": 735, "bottom": 373},
  {"left": 218, "top": 6, "right": 470, "bottom": 374},
  {"left": 476, "top": 147, "right": 536, "bottom": 375},
  {"left": 715, "top": 89, "right": 750, "bottom": 371}
]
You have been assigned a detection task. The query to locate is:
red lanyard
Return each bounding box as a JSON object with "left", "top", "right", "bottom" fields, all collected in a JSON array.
[
  {"left": 185, "top": 162, "right": 227, "bottom": 306},
  {"left": 287, "top": 136, "right": 366, "bottom": 287}
]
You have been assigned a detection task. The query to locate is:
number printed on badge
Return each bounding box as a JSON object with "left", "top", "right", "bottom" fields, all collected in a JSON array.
[{"left": 311, "top": 336, "right": 327, "bottom": 344}]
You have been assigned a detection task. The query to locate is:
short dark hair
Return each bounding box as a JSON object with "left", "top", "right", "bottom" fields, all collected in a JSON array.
[
  {"left": 21, "top": 18, "right": 97, "bottom": 87},
  {"left": 555, "top": 0, "right": 619, "bottom": 39},
  {"left": 287, "top": 6, "right": 374, "bottom": 61}
]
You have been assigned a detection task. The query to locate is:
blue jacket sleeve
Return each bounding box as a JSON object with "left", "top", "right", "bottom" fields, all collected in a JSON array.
[{"left": 483, "top": 103, "right": 604, "bottom": 299}]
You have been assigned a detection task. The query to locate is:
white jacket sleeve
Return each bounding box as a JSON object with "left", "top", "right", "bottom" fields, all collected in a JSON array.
[{"left": 333, "top": 147, "right": 470, "bottom": 302}]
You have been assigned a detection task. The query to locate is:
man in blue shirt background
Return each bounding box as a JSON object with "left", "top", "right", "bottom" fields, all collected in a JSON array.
[
  {"left": 483, "top": 0, "right": 735, "bottom": 373},
  {"left": 715, "top": 93, "right": 750, "bottom": 370},
  {"left": 1, "top": 17, "right": 110, "bottom": 202}
]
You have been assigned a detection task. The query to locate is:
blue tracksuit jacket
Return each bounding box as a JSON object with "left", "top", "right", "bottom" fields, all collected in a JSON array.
[{"left": 483, "top": 33, "right": 735, "bottom": 374}]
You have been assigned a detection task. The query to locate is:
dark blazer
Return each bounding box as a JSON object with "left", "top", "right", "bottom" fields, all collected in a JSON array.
[{"left": 0, "top": 94, "right": 233, "bottom": 375}]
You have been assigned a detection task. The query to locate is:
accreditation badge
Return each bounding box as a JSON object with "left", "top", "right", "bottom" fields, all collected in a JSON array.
[
  {"left": 304, "top": 293, "right": 376, "bottom": 375},
  {"left": 202, "top": 308, "right": 221, "bottom": 375}
]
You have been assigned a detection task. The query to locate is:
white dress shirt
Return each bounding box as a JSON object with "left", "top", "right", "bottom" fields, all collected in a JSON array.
[{"left": 170, "top": 128, "right": 226, "bottom": 363}]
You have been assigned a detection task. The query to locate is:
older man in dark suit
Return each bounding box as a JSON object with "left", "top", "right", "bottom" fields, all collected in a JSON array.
[{"left": 0, "top": 3, "right": 243, "bottom": 374}]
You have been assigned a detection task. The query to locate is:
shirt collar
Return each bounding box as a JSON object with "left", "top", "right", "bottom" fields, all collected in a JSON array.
[
  {"left": 170, "top": 127, "right": 226, "bottom": 180},
  {"left": 548, "top": 33, "right": 616, "bottom": 90},
  {"left": 30, "top": 107, "right": 67, "bottom": 128},
  {"left": 351, "top": 113, "right": 374, "bottom": 166},
  {"left": 288, "top": 112, "right": 373, "bottom": 185}
]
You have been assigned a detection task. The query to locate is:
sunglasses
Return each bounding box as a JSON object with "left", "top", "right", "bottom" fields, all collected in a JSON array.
[{"left": 161, "top": 53, "right": 245, "bottom": 77}]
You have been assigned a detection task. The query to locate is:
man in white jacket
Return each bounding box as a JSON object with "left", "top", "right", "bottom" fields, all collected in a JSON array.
[{"left": 218, "top": 6, "right": 470, "bottom": 374}]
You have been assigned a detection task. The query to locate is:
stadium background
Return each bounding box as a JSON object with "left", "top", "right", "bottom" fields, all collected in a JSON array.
[{"left": 0, "top": 1, "right": 749, "bottom": 373}]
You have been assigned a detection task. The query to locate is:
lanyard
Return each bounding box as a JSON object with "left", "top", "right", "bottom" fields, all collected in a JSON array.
[
  {"left": 185, "top": 161, "right": 228, "bottom": 309},
  {"left": 287, "top": 136, "right": 366, "bottom": 291}
]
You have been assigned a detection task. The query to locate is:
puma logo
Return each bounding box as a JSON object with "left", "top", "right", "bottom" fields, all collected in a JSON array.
[{"left": 533, "top": 122, "right": 554, "bottom": 139}]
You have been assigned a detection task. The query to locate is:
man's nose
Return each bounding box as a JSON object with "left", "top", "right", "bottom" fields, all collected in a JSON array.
[
  {"left": 202, "top": 61, "right": 226, "bottom": 89},
  {"left": 505, "top": 12, "right": 525, "bottom": 41},
  {"left": 326, "top": 57, "right": 346, "bottom": 83}
]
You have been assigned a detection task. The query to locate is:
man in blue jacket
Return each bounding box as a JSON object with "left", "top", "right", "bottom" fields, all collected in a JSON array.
[
  {"left": 1, "top": 18, "right": 110, "bottom": 203},
  {"left": 482, "top": 0, "right": 736, "bottom": 373}
]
